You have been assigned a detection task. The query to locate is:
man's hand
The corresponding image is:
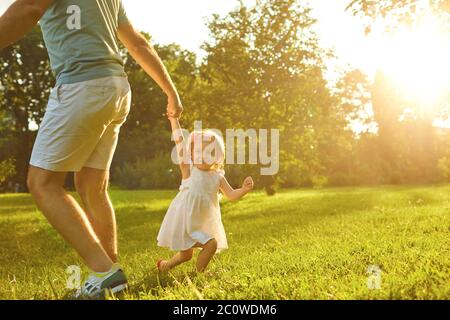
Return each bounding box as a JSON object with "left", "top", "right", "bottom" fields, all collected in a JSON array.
[
  {"left": 167, "top": 94, "right": 184, "bottom": 118},
  {"left": 242, "top": 176, "right": 254, "bottom": 192},
  {"left": 0, "top": 0, "right": 54, "bottom": 50}
]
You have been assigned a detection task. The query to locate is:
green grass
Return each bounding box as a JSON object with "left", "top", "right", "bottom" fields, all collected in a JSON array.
[{"left": 0, "top": 185, "right": 449, "bottom": 300}]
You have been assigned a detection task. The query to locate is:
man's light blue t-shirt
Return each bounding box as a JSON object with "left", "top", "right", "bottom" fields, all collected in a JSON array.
[{"left": 40, "top": 0, "right": 128, "bottom": 85}]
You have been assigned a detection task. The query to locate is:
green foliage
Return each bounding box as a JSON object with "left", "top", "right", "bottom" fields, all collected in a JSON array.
[
  {"left": 311, "top": 175, "right": 328, "bottom": 189},
  {"left": 331, "top": 67, "right": 450, "bottom": 186},
  {"left": 0, "top": 158, "right": 16, "bottom": 184},
  {"left": 0, "top": 26, "right": 54, "bottom": 185},
  {"left": 0, "top": 186, "right": 449, "bottom": 299},
  {"left": 111, "top": 0, "right": 342, "bottom": 189},
  {"left": 113, "top": 40, "right": 199, "bottom": 170},
  {"left": 437, "top": 157, "right": 450, "bottom": 181},
  {"left": 346, "top": 0, "right": 450, "bottom": 33},
  {"left": 114, "top": 154, "right": 181, "bottom": 190},
  {"left": 0, "top": 0, "right": 449, "bottom": 190},
  {"left": 370, "top": 71, "right": 441, "bottom": 184},
  {"left": 194, "top": 0, "right": 337, "bottom": 187}
]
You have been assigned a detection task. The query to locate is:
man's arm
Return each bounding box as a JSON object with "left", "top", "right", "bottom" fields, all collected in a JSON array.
[
  {"left": 118, "top": 21, "right": 183, "bottom": 118},
  {"left": 0, "top": 0, "right": 54, "bottom": 50}
]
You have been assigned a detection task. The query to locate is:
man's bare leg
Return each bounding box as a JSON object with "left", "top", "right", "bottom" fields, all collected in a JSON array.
[
  {"left": 27, "top": 166, "right": 113, "bottom": 272},
  {"left": 75, "top": 167, "right": 118, "bottom": 262}
]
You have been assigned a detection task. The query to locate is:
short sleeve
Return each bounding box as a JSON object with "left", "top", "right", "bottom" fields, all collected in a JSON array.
[{"left": 118, "top": 1, "right": 129, "bottom": 24}]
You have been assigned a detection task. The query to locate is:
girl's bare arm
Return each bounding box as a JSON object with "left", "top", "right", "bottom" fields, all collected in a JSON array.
[
  {"left": 169, "top": 117, "right": 190, "bottom": 180},
  {"left": 219, "top": 176, "right": 254, "bottom": 201}
]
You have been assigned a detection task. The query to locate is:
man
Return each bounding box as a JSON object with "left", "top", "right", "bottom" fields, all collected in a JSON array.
[{"left": 0, "top": 0, "right": 183, "bottom": 298}]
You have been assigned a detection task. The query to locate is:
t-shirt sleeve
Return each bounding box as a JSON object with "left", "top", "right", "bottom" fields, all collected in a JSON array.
[{"left": 118, "top": 1, "right": 129, "bottom": 24}]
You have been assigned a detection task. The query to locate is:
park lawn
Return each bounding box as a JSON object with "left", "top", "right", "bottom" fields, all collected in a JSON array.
[{"left": 0, "top": 185, "right": 449, "bottom": 300}]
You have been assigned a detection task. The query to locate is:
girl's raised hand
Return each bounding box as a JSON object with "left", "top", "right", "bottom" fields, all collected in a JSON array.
[{"left": 242, "top": 176, "right": 254, "bottom": 192}]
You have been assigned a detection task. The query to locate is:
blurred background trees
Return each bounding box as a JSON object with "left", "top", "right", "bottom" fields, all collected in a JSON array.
[
  {"left": 346, "top": 0, "right": 449, "bottom": 184},
  {"left": 0, "top": 0, "right": 449, "bottom": 191},
  {"left": 346, "top": 0, "right": 450, "bottom": 33},
  {"left": 0, "top": 26, "right": 54, "bottom": 191}
]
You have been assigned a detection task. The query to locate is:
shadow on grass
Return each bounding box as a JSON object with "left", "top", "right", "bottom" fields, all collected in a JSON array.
[
  {"left": 127, "top": 271, "right": 173, "bottom": 297},
  {"left": 0, "top": 218, "right": 76, "bottom": 269},
  {"left": 125, "top": 269, "right": 202, "bottom": 299}
]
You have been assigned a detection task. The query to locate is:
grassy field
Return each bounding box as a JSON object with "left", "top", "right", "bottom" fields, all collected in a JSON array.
[{"left": 0, "top": 185, "right": 449, "bottom": 300}]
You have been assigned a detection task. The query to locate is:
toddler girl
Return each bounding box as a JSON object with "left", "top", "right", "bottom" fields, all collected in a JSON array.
[{"left": 156, "top": 116, "right": 254, "bottom": 272}]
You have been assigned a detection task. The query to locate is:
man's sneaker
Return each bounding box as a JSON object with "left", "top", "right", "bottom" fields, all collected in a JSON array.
[{"left": 74, "top": 264, "right": 128, "bottom": 299}]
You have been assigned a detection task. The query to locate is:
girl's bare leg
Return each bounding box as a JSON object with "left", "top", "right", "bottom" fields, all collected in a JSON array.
[
  {"left": 158, "top": 249, "right": 193, "bottom": 272},
  {"left": 196, "top": 239, "right": 218, "bottom": 272}
]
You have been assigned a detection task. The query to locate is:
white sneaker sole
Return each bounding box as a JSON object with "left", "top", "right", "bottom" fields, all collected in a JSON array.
[{"left": 110, "top": 283, "right": 128, "bottom": 294}]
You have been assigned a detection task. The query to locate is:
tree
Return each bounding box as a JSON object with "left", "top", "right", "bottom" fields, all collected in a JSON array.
[
  {"left": 370, "top": 70, "right": 441, "bottom": 183},
  {"left": 0, "top": 158, "right": 16, "bottom": 186},
  {"left": 196, "top": 0, "right": 338, "bottom": 187},
  {"left": 346, "top": 0, "right": 450, "bottom": 33},
  {"left": 346, "top": 0, "right": 449, "bottom": 184},
  {"left": 112, "top": 36, "right": 199, "bottom": 186},
  {"left": 328, "top": 69, "right": 379, "bottom": 185},
  {"left": 0, "top": 26, "right": 54, "bottom": 186}
]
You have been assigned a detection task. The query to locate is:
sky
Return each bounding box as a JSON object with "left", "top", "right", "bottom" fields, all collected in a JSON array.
[{"left": 0, "top": 0, "right": 374, "bottom": 78}]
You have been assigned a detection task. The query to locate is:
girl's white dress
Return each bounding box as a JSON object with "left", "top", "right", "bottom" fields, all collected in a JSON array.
[{"left": 157, "top": 166, "right": 228, "bottom": 252}]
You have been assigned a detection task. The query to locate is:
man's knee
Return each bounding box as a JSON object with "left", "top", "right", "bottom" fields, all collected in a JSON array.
[
  {"left": 27, "top": 172, "right": 41, "bottom": 196},
  {"left": 75, "top": 171, "right": 109, "bottom": 199},
  {"left": 27, "top": 167, "right": 61, "bottom": 199}
]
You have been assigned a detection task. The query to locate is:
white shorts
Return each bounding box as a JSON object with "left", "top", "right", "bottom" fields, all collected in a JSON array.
[{"left": 30, "top": 76, "right": 131, "bottom": 172}]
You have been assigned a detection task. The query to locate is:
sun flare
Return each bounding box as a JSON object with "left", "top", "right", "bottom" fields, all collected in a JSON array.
[{"left": 369, "top": 15, "right": 450, "bottom": 112}]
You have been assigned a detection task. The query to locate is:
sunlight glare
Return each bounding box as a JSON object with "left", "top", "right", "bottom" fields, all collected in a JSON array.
[{"left": 369, "top": 14, "right": 450, "bottom": 114}]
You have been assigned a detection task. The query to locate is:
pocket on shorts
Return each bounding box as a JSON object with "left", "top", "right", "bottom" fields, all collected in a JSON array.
[{"left": 59, "top": 84, "right": 113, "bottom": 102}]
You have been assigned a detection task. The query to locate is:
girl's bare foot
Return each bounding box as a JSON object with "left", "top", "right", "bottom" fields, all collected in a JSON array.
[{"left": 156, "top": 259, "right": 168, "bottom": 272}]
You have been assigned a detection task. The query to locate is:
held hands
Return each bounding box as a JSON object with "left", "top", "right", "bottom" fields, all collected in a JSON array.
[
  {"left": 242, "top": 176, "right": 254, "bottom": 192},
  {"left": 166, "top": 94, "right": 183, "bottom": 119}
]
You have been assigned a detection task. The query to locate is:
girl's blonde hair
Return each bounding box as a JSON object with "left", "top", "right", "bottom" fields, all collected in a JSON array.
[{"left": 187, "top": 130, "right": 225, "bottom": 173}]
